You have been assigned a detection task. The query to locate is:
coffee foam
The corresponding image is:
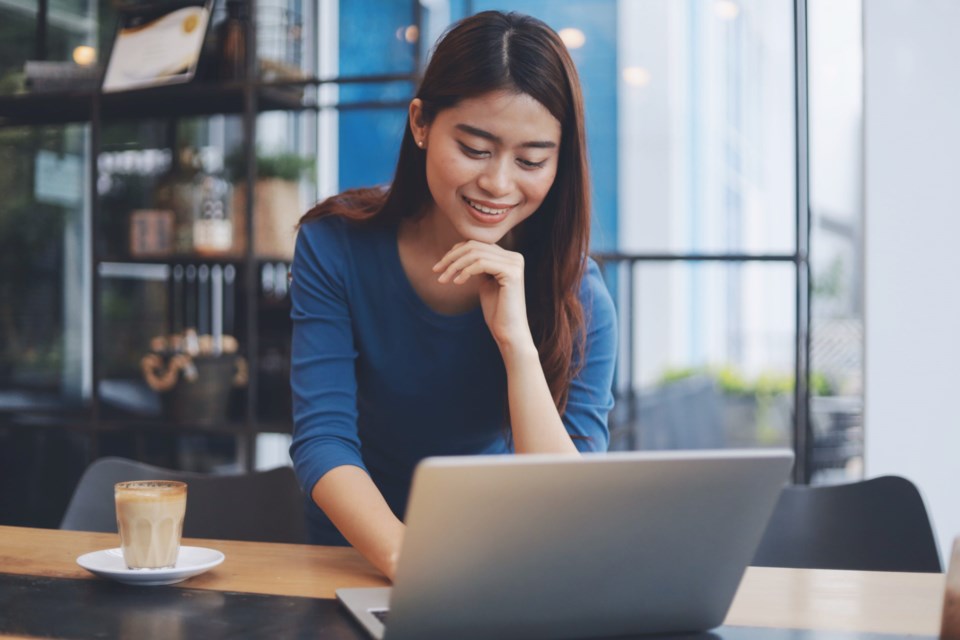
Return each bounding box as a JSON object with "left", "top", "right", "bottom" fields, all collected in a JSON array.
[{"left": 115, "top": 489, "right": 184, "bottom": 503}]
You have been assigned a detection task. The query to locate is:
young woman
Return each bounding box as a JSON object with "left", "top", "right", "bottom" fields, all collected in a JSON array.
[{"left": 289, "top": 10, "right": 617, "bottom": 581}]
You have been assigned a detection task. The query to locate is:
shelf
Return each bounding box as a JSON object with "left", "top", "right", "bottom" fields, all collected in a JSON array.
[
  {"left": 96, "top": 256, "right": 290, "bottom": 267},
  {"left": 0, "top": 83, "right": 310, "bottom": 128},
  {"left": 0, "top": 391, "right": 87, "bottom": 416},
  {"left": 2, "top": 412, "right": 292, "bottom": 436}
]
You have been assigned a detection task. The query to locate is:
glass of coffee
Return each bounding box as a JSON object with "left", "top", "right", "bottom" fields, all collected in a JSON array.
[{"left": 115, "top": 480, "right": 188, "bottom": 570}]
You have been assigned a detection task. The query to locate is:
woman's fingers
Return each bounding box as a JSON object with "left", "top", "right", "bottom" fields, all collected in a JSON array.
[
  {"left": 432, "top": 240, "right": 512, "bottom": 272},
  {"left": 436, "top": 245, "right": 522, "bottom": 284},
  {"left": 451, "top": 257, "right": 512, "bottom": 284},
  {"left": 431, "top": 241, "right": 468, "bottom": 273},
  {"left": 430, "top": 241, "right": 531, "bottom": 349},
  {"left": 440, "top": 255, "right": 508, "bottom": 284}
]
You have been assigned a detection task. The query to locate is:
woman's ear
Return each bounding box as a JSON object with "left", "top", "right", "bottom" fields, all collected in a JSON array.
[{"left": 408, "top": 99, "right": 428, "bottom": 149}]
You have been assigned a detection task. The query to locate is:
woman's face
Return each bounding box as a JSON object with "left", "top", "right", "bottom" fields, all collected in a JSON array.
[{"left": 409, "top": 90, "right": 562, "bottom": 246}]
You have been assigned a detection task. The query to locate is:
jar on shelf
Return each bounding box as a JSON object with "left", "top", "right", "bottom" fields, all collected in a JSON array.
[{"left": 193, "top": 170, "right": 233, "bottom": 255}]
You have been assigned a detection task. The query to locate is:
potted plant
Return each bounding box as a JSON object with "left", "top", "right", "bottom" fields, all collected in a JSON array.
[{"left": 228, "top": 149, "right": 315, "bottom": 260}]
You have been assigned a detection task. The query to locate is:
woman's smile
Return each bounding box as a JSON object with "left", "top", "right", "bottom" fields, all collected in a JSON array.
[{"left": 462, "top": 195, "right": 517, "bottom": 223}]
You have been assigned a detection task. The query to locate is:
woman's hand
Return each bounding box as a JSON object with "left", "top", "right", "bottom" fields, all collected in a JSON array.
[{"left": 433, "top": 240, "right": 535, "bottom": 354}]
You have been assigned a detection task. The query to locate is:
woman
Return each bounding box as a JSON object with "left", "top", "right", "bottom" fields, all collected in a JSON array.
[{"left": 289, "top": 10, "right": 617, "bottom": 581}]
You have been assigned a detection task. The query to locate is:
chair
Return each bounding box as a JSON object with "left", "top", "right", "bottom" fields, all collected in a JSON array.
[
  {"left": 752, "top": 475, "right": 942, "bottom": 572},
  {"left": 636, "top": 375, "right": 724, "bottom": 449},
  {"left": 61, "top": 457, "right": 308, "bottom": 544}
]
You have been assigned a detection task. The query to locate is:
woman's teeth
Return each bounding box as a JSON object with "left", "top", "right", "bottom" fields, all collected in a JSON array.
[{"left": 464, "top": 197, "right": 511, "bottom": 215}]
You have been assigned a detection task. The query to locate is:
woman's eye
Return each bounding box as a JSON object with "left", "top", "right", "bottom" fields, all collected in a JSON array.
[
  {"left": 518, "top": 158, "right": 547, "bottom": 169},
  {"left": 458, "top": 143, "right": 488, "bottom": 158}
]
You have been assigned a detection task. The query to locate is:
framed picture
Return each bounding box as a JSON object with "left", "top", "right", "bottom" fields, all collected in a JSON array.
[{"left": 102, "top": 0, "right": 214, "bottom": 93}]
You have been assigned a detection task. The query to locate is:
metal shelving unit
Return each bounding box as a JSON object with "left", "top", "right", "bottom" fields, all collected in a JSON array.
[{"left": 0, "top": 0, "right": 422, "bottom": 473}]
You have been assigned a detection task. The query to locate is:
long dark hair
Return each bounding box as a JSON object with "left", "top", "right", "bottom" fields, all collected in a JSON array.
[{"left": 300, "top": 11, "right": 591, "bottom": 414}]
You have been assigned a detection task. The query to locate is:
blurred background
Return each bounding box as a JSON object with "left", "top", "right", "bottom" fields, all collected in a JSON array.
[{"left": 1, "top": 0, "right": 956, "bottom": 557}]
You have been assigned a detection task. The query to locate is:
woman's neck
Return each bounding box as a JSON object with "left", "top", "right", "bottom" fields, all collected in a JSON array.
[{"left": 404, "top": 206, "right": 461, "bottom": 259}]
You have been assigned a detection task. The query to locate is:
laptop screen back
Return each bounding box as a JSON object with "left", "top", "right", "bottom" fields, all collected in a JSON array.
[{"left": 384, "top": 449, "right": 793, "bottom": 640}]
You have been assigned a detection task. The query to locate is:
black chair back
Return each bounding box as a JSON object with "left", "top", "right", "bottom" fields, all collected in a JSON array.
[
  {"left": 61, "top": 457, "right": 308, "bottom": 544},
  {"left": 753, "top": 475, "right": 941, "bottom": 572}
]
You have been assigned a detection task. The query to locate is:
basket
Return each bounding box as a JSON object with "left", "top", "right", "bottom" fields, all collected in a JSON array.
[{"left": 143, "top": 353, "right": 248, "bottom": 425}]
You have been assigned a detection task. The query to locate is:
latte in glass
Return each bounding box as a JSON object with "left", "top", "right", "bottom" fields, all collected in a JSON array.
[{"left": 115, "top": 480, "right": 187, "bottom": 569}]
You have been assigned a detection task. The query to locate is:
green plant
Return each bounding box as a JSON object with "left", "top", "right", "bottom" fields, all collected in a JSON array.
[
  {"left": 658, "top": 365, "right": 753, "bottom": 395},
  {"left": 226, "top": 147, "right": 316, "bottom": 182},
  {"left": 657, "top": 365, "right": 835, "bottom": 397},
  {"left": 0, "top": 70, "right": 24, "bottom": 94}
]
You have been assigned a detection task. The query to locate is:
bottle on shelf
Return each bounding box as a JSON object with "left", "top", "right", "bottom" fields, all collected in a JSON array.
[
  {"left": 218, "top": 0, "right": 247, "bottom": 82},
  {"left": 153, "top": 147, "right": 234, "bottom": 256},
  {"left": 153, "top": 147, "right": 201, "bottom": 255}
]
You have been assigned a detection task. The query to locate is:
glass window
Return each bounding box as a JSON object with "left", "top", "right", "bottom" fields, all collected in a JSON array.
[
  {"left": 0, "top": 125, "right": 89, "bottom": 408},
  {"left": 338, "top": 81, "right": 415, "bottom": 106},
  {"left": 339, "top": 0, "right": 417, "bottom": 76},
  {"left": 603, "top": 261, "right": 797, "bottom": 451},
  {"left": 337, "top": 108, "right": 406, "bottom": 191},
  {"left": 808, "top": 0, "right": 864, "bottom": 484},
  {"left": 614, "top": 0, "right": 796, "bottom": 255}
]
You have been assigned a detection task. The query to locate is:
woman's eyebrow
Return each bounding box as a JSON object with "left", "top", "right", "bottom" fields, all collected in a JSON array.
[{"left": 455, "top": 123, "right": 557, "bottom": 149}]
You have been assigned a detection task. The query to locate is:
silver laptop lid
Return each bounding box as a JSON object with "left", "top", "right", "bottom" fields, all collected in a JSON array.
[{"left": 384, "top": 449, "right": 793, "bottom": 640}]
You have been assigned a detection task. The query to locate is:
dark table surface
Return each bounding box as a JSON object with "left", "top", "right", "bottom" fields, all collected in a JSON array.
[{"left": 0, "top": 573, "right": 930, "bottom": 640}]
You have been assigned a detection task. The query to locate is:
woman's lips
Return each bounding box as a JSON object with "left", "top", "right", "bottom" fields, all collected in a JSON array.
[{"left": 462, "top": 196, "right": 516, "bottom": 223}]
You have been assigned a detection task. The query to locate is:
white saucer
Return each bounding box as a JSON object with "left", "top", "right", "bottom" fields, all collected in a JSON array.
[{"left": 77, "top": 546, "right": 225, "bottom": 586}]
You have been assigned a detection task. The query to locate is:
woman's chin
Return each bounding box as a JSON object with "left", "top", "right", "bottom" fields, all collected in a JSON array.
[{"left": 456, "top": 224, "right": 511, "bottom": 246}]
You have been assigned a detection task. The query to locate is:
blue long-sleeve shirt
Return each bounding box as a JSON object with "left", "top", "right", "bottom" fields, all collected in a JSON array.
[{"left": 289, "top": 215, "right": 617, "bottom": 544}]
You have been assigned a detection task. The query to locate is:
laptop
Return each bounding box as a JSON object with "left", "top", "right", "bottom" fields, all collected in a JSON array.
[{"left": 337, "top": 449, "right": 793, "bottom": 640}]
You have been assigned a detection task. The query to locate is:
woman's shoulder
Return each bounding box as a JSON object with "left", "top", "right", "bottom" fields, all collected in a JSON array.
[
  {"left": 295, "top": 211, "right": 396, "bottom": 288},
  {"left": 295, "top": 214, "right": 352, "bottom": 262},
  {"left": 579, "top": 257, "right": 616, "bottom": 327},
  {"left": 579, "top": 257, "right": 611, "bottom": 299},
  {"left": 298, "top": 210, "right": 389, "bottom": 249},
  {"left": 298, "top": 211, "right": 349, "bottom": 237}
]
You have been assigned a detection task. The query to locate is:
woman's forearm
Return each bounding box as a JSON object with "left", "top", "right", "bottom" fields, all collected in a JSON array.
[
  {"left": 311, "top": 465, "right": 406, "bottom": 581},
  {"left": 501, "top": 342, "right": 580, "bottom": 455}
]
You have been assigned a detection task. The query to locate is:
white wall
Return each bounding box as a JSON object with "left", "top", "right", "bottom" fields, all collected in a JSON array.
[{"left": 864, "top": 0, "right": 960, "bottom": 560}]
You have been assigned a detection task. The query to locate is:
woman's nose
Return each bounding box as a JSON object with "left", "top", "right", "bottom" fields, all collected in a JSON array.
[{"left": 477, "top": 158, "right": 513, "bottom": 196}]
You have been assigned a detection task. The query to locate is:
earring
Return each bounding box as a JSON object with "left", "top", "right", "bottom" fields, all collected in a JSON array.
[{"left": 417, "top": 140, "right": 424, "bottom": 148}]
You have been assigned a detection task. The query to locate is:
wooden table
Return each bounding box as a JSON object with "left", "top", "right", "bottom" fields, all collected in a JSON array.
[
  {"left": 0, "top": 525, "right": 389, "bottom": 599},
  {"left": 0, "top": 525, "right": 948, "bottom": 638}
]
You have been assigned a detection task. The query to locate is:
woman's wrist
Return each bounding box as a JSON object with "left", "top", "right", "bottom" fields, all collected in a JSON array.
[{"left": 497, "top": 334, "right": 539, "bottom": 366}]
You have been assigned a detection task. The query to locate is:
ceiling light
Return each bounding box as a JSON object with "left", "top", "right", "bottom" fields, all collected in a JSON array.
[
  {"left": 73, "top": 45, "right": 97, "bottom": 66},
  {"left": 714, "top": 0, "right": 741, "bottom": 20},
  {"left": 558, "top": 28, "right": 586, "bottom": 50},
  {"left": 622, "top": 66, "right": 652, "bottom": 87},
  {"left": 395, "top": 25, "right": 419, "bottom": 43}
]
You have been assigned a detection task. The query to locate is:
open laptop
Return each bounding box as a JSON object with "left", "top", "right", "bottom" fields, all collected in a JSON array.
[{"left": 337, "top": 449, "right": 793, "bottom": 640}]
